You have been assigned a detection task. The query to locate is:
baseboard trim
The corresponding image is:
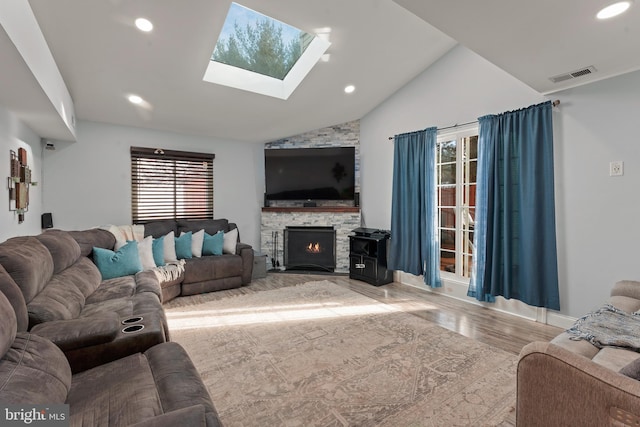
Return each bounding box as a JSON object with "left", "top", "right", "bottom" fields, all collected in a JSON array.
[{"left": 394, "top": 271, "right": 575, "bottom": 329}]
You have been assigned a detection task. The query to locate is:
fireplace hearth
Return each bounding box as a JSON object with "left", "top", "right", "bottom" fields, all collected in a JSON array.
[{"left": 284, "top": 226, "right": 336, "bottom": 272}]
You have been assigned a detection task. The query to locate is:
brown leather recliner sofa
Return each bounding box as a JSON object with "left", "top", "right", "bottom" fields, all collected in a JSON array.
[
  {"left": 0, "top": 288, "right": 222, "bottom": 426},
  {"left": 141, "top": 218, "right": 254, "bottom": 301},
  {"left": 0, "top": 229, "right": 169, "bottom": 373}
]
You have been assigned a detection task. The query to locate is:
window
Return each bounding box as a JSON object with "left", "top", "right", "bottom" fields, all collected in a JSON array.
[
  {"left": 130, "top": 147, "right": 214, "bottom": 223},
  {"left": 202, "top": 2, "right": 330, "bottom": 100},
  {"left": 436, "top": 128, "right": 478, "bottom": 279},
  {"left": 212, "top": 2, "right": 314, "bottom": 81}
]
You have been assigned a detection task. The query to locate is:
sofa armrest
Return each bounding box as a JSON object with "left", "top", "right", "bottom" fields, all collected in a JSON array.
[
  {"left": 517, "top": 341, "right": 640, "bottom": 426},
  {"left": 129, "top": 405, "right": 207, "bottom": 427},
  {"left": 611, "top": 280, "right": 640, "bottom": 300},
  {"left": 236, "top": 243, "right": 253, "bottom": 285},
  {"left": 30, "top": 313, "right": 119, "bottom": 351},
  {"left": 134, "top": 269, "right": 162, "bottom": 298}
]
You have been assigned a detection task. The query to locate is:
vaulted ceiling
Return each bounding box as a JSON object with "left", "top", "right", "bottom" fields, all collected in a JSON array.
[{"left": 1, "top": 0, "right": 638, "bottom": 143}]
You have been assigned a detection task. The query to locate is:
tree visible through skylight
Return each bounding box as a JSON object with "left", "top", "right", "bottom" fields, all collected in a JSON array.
[{"left": 212, "top": 3, "right": 313, "bottom": 81}]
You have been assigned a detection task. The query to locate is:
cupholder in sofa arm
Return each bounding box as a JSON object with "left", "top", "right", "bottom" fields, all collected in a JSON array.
[{"left": 517, "top": 341, "right": 640, "bottom": 426}]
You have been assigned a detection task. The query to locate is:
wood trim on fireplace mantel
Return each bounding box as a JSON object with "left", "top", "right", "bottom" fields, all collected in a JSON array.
[{"left": 262, "top": 206, "right": 360, "bottom": 213}]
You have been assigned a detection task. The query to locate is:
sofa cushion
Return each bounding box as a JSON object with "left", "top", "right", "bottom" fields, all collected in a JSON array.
[
  {"left": 152, "top": 236, "right": 165, "bottom": 266},
  {"left": 144, "top": 342, "right": 218, "bottom": 416},
  {"left": 27, "top": 273, "right": 86, "bottom": 326},
  {"left": 67, "top": 352, "right": 163, "bottom": 425},
  {"left": 0, "top": 332, "right": 72, "bottom": 404},
  {"left": 85, "top": 276, "right": 138, "bottom": 304},
  {"left": 202, "top": 231, "right": 223, "bottom": 256},
  {"left": 68, "top": 229, "right": 116, "bottom": 257},
  {"left": 188, "top": 229, "right": 205, "bottom": 258},
  {"left": 0, "top": 264, "right": 29, "bottom": 332},
  {"left": 65, "top": 257, "right": 103, "bottom": 298},
  {"left": 81, "top": 292, "right": 163, "bottom": 322},
  {"left": 143, "top": 220, "right": 178, "bottom": 239},
  {"left": 223, "top": 228, "right": 238, "bottom": 254},
  {"left": 36, "top": 230, "right": 82, "bottom": 274},
  {"left": 163, "top": 231, "right": 178, "bottom": 263},
  {"left": 177, "top": 219, "right": 229, "bottom": 236},
  {"left": 0, "top": 236, "right": 54, "bottom": 303},
  {"left": 183, "top": 255, "right": 243, "bottom": 284},
  {"left": 30, "top": 313, "right": 120, "bottom": 352},
  {"left": 138, "top": 236, "right": 157, "bottom": 270},
  {"left": 175, "top": 232, "right": 193, "bottom": 260},
  {"left": 26, "top": 257, "right": 103, "bottom": 328},
  {"left": 0, "top": 291, "right": 17, "bottom": 358},
  {"left": 93, "top": 241, "right": 143, "bottom": 280},
  {"left": 592, "top": 347, "right": 640, "bottom": 372},
  {"left": 620, "top": 357, "right": 640, "bottom": 380}
]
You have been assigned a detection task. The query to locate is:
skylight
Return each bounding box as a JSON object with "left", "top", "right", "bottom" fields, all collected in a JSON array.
[{"left": 203, "top": 3, "right": 330, "bottom": 100}]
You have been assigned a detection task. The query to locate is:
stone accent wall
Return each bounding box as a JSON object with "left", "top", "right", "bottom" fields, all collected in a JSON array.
[
  {"left": 261, "top": 211, "right": 361, "bottom": 273},
  {"left": 265, "top": 119, "right": 360, "bottom": 208},
  {"left": 260, "top": 120, "right": 363, "bottom": 273}
]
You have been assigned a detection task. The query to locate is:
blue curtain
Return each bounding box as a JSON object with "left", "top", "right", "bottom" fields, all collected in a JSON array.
[
  {"left": 388, "top": 127, "right": 441, "bottom": 288},
  {"left": 468, "top": 101, "right": 560, "bottom": 310}
]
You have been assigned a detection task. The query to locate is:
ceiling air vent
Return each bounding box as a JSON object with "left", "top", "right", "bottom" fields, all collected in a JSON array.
[{"left": 549, "top": 66, "right": 597, "bottom": 83}]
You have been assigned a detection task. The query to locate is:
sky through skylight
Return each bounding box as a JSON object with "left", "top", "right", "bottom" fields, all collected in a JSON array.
[
  {"left": 212, "top": 2, "right": 312, "bottom": 81},
  {"left": 203, "top": 2, "right": 330, "bottom": 99}
]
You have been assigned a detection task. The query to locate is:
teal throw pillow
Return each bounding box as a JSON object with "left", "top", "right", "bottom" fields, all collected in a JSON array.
[
  {"left": 152, "top": 236, "right": 165, "bottom": 266},
  {"left": 175, "top": 231, "right": 193, "bottom": 259},
  {"left": 202, "top": 231, "right": 224, "bottom": 256},
  {"left": 93, "top": 241, "right": 142, "bottom": 280}
]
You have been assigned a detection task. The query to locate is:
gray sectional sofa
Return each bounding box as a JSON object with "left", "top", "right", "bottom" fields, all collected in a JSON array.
[
  {"left": 0, "top": 229, "right": 168, "bottom": 373},
  {"left": 142, "top": 218, "right": 254, "bottom": 300},
  {"left": 0, "top": 289, "right": 221, "bottom": 426},
  {"left": 0, "top": 218, "right": 253, "bottom": 426}
]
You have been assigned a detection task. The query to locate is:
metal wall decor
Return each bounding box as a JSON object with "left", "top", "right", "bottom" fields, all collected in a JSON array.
[{"left": 8, "top": 148, "right": 35, "bottom": 223}]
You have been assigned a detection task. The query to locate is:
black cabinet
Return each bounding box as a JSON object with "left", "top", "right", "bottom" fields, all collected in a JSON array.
[{"left": 348, "top": 229, "right": 393, "bottom": 286}]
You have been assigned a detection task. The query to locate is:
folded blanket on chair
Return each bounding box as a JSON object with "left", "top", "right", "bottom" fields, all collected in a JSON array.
[{"left": 566, "top": 304, "right": 640, "bottom": 350}]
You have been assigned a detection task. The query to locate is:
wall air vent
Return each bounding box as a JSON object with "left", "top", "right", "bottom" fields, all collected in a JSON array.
[{"left": 549, "top": 66, "right": 597, "bottom": 83}]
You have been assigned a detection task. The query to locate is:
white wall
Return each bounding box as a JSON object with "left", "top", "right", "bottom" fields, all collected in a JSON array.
[
  {"left": 360, "top": 44, "right": 640, "bottom": 319},
  {"left": 0, "top": 105, "right": 43, "bottom": 241},
  {"left": 552, "top": 70, "right": 640, "bottom": 318},
  {"left": 360, "top": 45, "right": 546, "bottom": 229},
  {"left": 42, "top": 121, "right": 264, "bottom": 249}
]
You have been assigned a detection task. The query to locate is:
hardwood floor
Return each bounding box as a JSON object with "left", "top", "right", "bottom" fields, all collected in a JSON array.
[{"left": 172, "top": 272, "right": 562, "bottom": 356}]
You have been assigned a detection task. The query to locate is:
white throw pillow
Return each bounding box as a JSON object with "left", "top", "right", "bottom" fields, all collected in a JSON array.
[
  {"left": 103, "top": 225, "right": 127, "bottom": 250},
  {"left": 223, "top": 228, "right": 238, "bottom": 254},
  {"left": 137, "top": 235, "right": 157, "bottom": 270},
  {"left": 182, "top": 229, "right": 204, "bottom": 258},
  {"left": 163, "top": 231, "right": 177, "bottom": 262}
]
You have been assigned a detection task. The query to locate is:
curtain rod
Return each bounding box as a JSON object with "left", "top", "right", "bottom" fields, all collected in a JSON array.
[{"left": 387, "top": 99, "right": 560, "bottom": 140}]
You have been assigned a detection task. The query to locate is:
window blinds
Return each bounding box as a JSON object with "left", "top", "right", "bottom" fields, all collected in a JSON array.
[{"left": 130, "top": 147, "right": 214, "bottom": 223}]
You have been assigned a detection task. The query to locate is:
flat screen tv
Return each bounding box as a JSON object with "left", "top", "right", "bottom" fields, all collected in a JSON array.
[{"left": 265, "top": 146, "right": 355, "bottom": 201}]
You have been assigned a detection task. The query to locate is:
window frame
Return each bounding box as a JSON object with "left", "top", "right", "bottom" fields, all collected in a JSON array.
[
  {"left": 130, "top": 147, "right": 215, "bottom": 224},
  {"left": 436, "top": 125, "right": 479, "bottom": 282}
]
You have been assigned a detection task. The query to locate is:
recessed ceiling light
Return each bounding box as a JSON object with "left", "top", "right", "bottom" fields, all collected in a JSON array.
[
  {"left": 344, "top": 85, "right": 355, "bottom": 94},
  {"left": 135, "top": 18, "right": 153, "bottom": 32},
  {"left": 597, "top": 1, "right": 632, "bottom": 19},
  {"left": 128, "top": 94, "right": 143, "bottom": 104}
]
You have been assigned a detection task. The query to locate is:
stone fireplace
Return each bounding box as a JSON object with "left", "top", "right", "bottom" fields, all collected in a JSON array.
[
  {"left": 284, "top": 226, "right": 336, "bottom": 271},
  {"left": 261, "top": 207, "right": 361, "bottom": 273},
  {"left": 261, "top": 120, "right": 361, "bottom": 273}
]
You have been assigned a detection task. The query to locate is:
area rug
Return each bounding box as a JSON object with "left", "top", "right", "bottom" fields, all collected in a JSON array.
[{"left": 165, "top": 281, "right": 517, "bottom": 426}]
